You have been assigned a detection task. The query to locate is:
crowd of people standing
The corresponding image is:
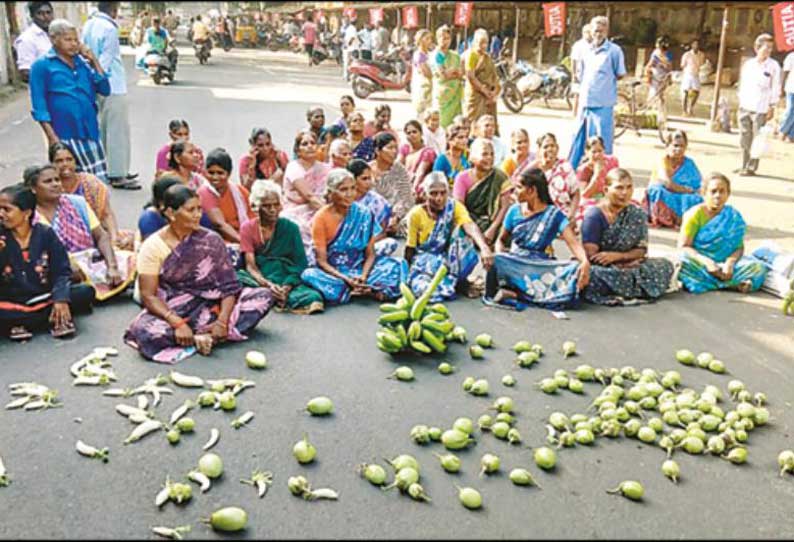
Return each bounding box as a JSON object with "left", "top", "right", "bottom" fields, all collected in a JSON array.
[{"left": 1, "top": 6, "right": 782, "bottom": 361}]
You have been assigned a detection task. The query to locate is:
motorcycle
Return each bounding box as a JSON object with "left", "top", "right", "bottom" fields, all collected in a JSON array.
[
  {"left": 501, "top": 59, "right": 572, "bottom": 113},
  {"left": 349, "top": 46, "right": 412, "bottom": 100},
  {"left": 265, "top": 31, "right": 291, "bottom": 51},
  {"left": 145, "top": 44, "right": 176, "bottom": 85},
  {"left": 311, "top": 32, "right": 342, "bottom": 66},
  {"left": 193, "top": 39, "right": 212, "bottom": 65}
]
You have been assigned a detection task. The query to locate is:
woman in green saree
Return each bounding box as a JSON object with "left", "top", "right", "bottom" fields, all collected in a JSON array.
[
  {"left": 432, "top": 25, "right": 464, "bottom": 128},
  {"left": 463, "top": 28, "right": 501, "bottom": 135},
  {"left": 452, "top": 138, "right": 512, "bottom": 247},
  {"left": 237, "top": 180, "right": 324, "bottom": 315}
]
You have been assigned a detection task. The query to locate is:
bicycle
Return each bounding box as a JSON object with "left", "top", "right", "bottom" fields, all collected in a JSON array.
[{"left": 614, "top": 74, "right": 671, "bottom": 145}]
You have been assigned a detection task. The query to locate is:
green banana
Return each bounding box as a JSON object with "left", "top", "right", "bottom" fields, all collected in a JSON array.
[
  {"left": 408, "top": 320, "right": 422, "bottom": 341},
  {"left": 410, "top": 340, "right": 432, "bottom": 354},
  {"left": 409, "top": 293, "right": 430, "bottom": 321},
  {"left": 421, "top": 329, "right": 447, "bottom": 353},
  {"left": 378, "top": 310, "right": 409, "bottom": 325},
  {"left": 379, "top": 302, "right": 403, "bottom": 313},
  {"left": 422, "top": 312, "right": 447, "bottom": 323},
  {"left": 378, "top": 329, "right": 403, "bottom": 350},
  {"left": 783, "top": 294, "right": 794, "bottom": 316},
  {"left": 395, "top": 296, "right": 410, "bottom": 310},
  {"left": 376, "top": 334, "right": 402, "bottom": 353},
  {"left": 428, "top": 303, "right": 449, "bottom": 317},
  {"left": 399, "top": 283, "right": 416, "bottom": 306},
  {"left": 422, "top": 319, "right": 454, "bottom": 336},
  {"left": 394, "top": 324, "right": 408, "bottom": 345}
]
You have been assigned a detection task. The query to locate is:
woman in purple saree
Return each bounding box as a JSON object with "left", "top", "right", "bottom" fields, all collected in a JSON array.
[{"left": 125, "top": 185, "right": 273, "bottom": 363}]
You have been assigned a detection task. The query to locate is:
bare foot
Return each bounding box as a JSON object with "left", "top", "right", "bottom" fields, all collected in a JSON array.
[
  {"left": 736, "top": 280, "right": 752, "bottom": 294},
  {"left": 494, "top": 288, "right": 517, "bottom": 303},
  {"left": 194, "top": 334, "right": 214, "bottom": 356}
]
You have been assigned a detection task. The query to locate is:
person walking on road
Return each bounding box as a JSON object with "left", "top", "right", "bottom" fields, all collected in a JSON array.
[
  {"left": 569, "top": 24, "right": 592, "bottom": 118},
  {"left": 302, "top": 14, "right": 318, "bottom": 66},
  {"left": 13, "top": 1, "right": 54, "bottom": 83},
  {"left": 82, "top": 2, "right": 140, "bottom": 190},
  {"left": 736, "top": 33, "right": 780, "bottom": 176},
  {"left": 341, "top": 16, "right": 358, "bottom": 81},
  {"left": 29, "top": 19, "right": 111, "bottom": 183},
  {"left": 463, "top": 29, "right": 501, "bottom": 137},
  {"left": 568, "top": 16, "right": 626, "bottom": 170},
  {"left": 357, "top": 23, "right": 374, "bottom": 61},
  {"left": 779, "top": 50, "right": 794, "bottom": 143},
  {"left": 680, "top": 39, "right": 705, "bottom": 117}
]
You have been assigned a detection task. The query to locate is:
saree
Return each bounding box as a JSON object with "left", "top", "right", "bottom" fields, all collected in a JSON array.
[
  {"left": 125, "top": 228, "right": 273, "bottom": 363},
  {"left": 407, "top": 199, "right": 479, "bottom": 302},
  {"left": 236, "top": 218, "right": 323, "bottom": 311},
  {"left": 491, "top": 205, "right": 580, "bottom": 309},
  {"left": 358, "top": 190, "right": 392, "bottom": 231},
  {"left": 62, "top": 173, "right": 135, "bottom": 250},
  {"left": 432, "top": 48, "right": 463, "bottom": 128},
  {"left": 582, "top": 204, "right": 674, "bottom": 305},
  {"left": 461, "top": 168, "right": 511, "bottom": 234},
  {"left": 373, "top": 161, "right": 414, "bottom": 236},
  {"left": 36, "top": 195, "right": 136, "bottom": 301},
  {"left": 301, "top": 202, "right": 407, "bottom": 304},
  {"left": 463, "top": 49, "right": 499, "bottom": 131},
  {"left": 679, "top": 206, "right": 768, "bottom": 294},
  {"left": 644, "top": 157, "right": 704, "bottom": 228},
  {"left": 282, "top": 159, "right": 331, "bottom": 259},
  {"left": 412, "top": 49, "right": 433, "bottom": 116}
]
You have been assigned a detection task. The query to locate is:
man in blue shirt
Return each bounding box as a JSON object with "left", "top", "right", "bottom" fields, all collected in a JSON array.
[
  {"left": 82, "top": 1, "right": 140, "bottom": 190},
  {"left": 29, "top": 19, "right": 111, "bottom": 183},
  {"left": 568, "top": 16, "right": 626, "bottom": 169}
]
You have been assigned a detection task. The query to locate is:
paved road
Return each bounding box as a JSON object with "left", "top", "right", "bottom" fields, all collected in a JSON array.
[{"left": 1, "top": 47, "right": 794, "bottom": 539}]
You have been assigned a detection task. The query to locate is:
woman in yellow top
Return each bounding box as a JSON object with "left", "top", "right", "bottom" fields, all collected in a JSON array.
[
  {"left": 463, "top": 28, "right": 501, "bottom": 135},
  {"left": 499, "top": 129, "right": 535, "bottom": 181},
  {"left": 405, "top": 172, "right": 493, "bottom": 301}
]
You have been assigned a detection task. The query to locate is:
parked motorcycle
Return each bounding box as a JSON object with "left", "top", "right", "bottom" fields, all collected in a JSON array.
[
  {"left": 193, "top": 39, "right": 211, "bottom": 65},
  {"left": 501, "top": 60, "right": 572, "bottom": 113},
  {"left": 145, "top": 45, "right": 176, "bottom": 85},
  {"left": 349, "top": 47, "right": 412, "bottom": 100},
  {"left": 265, "top": 31, "right": 291, "bottom": 51},
  {"left": 311, "top": 32, "right": 342, "bottom": 66}
]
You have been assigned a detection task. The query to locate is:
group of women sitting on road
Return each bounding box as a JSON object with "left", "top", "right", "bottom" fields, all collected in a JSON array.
[{"left": 0, "top": 98, "right": 768, "bottom": 362}]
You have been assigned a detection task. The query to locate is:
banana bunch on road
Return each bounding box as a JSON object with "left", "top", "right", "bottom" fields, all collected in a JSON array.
[
  {"left": 782, "top": 279, "right": 794, "bottom": 317},
  {"left": 376, "top": 265, "right": 467, "bottom": 355}
]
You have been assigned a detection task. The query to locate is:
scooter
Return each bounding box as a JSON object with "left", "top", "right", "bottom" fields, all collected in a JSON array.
[
  {"left": 501, "top": 60, "right": 572, "bottom": 113},
  {"left": 349, "top": 47, "right": 412, "bottom": 100},
  {"left": 193, "top": 39, "right": 211, "bottom": 65},
  {"left": 144, "top": 43, "right": 176, "bottom": 84}
]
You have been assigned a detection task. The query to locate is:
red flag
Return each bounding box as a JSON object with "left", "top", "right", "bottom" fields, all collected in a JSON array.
[
  {"left": 543, "top": 3, "right": 566, "bottom": 37},
  {"left": 453, "top": 2, "right": 474, "bottom": 27},
  {"left": 402, "top": 6, "right": 419, "bottom": 29},
  {"left": 343, "top": 7, "right": 357, "bottom": 21},
  {"left": 369, "top": 7, "right": 384, "bottom": 26},
  {"left": 773, "top": 2, "right": 794, "bottom": 51}
]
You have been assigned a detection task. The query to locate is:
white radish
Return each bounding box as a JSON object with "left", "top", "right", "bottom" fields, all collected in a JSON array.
[
  {"left": 0, "top": 454, "right": 9, "bottom": 486},
  {"left": 230, "top": 411, "right": 254, "bottom": 429},
  {"left": 155, "top": 485, "right": 171, "bottom": 507},
  {"left": 169, "top": 400, "right": 195, "bottom": 425},
  {"left": 73, "top": 375, "right": 106, "bottom": 386},
  {"left": 169, "top": 371, "right": 205, "bottom": 388},
  {"left": 306, "top": 488, "right": 339, "bottom": 500},
  {"left": 93, "top": 346, "right": 118, "bottom": 357},
  {"left": 188, "top": 470, "right": 211, "bottom": 493},
  {"left": 69, "top": 356, "right": 93, "bottom": 377},
  {"left": 129, "top": 413, "right": 151, "bottom": 424},
  {"left": 124, "top": 420, "right": 163, "bottom": 444},
  {"left": 151, "top": 526, "right": 190, "bottom": 540},
  {"left": 115, "top": 404, "right": 149, "bottom": 418},
  {"left": 203, "top": 428, "right": 220, "bottom": 451},
  {"left": 23, "top": 400, "right": 47, "bottom": 410},
  {"left": 5, "top": 396, "right": 32, "bottom": 410},
  {"left": 75, "top": 440, "right": 109, "bottom": 462},
  {"left": 231, "top": 381, "right": 256, "bottom": 396},
  {"left": 137, "top": 395, "right": 149, "bottom": 410},
  {"left": 102, "top": 388, "right": 131, "bottom": 397}
]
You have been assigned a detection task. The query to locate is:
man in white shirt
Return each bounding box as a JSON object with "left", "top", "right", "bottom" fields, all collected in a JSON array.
[
  {"left": 341, "top": 17, "right": 358, "bottom": 81},
  {"left": 781, "top": 50, "right": 794, "bottom": 143},
  {"left": 13, "top": 1, "right": 54, "bottom": 82},
  {"left": 358, "top": 24, "right": 373, "bottom": 61},
  {"left": 680, "top": 39, "right": 705, "bottom": 116},
  {"left": 372, "top": 20, "right": 389, "bottom": 58},
  {"left": 737, "top": 33, "right": 781, "bottom": 176},
  {"left": 569, "top": 24, "right": 592, "bottom": 118}
]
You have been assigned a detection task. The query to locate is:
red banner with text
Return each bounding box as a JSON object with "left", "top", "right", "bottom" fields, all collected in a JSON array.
[
  {"left": 454, "top": 2, "right": 474, "bottom": 27},
  {"left": 773, "top": 2, "right": 794, "bottom": 51},
  {"left": 542, "top": 2, "right": 567, "bottom": 38},
  {"left": 402, "top": 6, "right": 419, "bottom": 29},
  {"left": 369, "top": 8, "right": 384, "bottom": 26}
]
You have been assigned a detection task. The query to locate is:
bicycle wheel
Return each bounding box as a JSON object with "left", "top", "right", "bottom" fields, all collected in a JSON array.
[{"left": 614, "top": 91, "right": 632, "bottom": 140}]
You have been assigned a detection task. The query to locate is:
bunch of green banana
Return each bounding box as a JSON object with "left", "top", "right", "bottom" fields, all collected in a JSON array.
[{"left": 376, "top": 265, "right": 465, "bottom": 355}]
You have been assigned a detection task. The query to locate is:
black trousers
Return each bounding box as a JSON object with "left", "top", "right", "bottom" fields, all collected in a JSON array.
[{"left": 0, "top": 284, "right": 95, "bottom": 334}]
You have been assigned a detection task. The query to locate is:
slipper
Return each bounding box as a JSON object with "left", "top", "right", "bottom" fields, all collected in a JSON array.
[
  {"left": 110, "top": 178, "right": 143, "bottom": 190},
  {"left": 50, "top": 321, "right": 76, "bottom": 338},
  {"left": 10, "top": 326, "right": 33, "bottom": 341}
]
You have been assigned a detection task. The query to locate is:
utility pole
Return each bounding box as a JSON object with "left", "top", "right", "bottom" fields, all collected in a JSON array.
[{"left": 710, "top": 6, "right": 730, "bottom": 131}]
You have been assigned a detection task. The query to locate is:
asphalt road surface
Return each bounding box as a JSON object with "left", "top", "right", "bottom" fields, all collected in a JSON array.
[{"left": 1, "top": 46, "right": 794, "bottom": 540}]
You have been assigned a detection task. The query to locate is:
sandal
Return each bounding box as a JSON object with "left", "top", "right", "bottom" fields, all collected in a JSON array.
[
  {"left": 50, "top": 321, "right": 76, "bottom": 339},
  {"left": 10, "top": 326, "right": 33, "bottom": 341}
]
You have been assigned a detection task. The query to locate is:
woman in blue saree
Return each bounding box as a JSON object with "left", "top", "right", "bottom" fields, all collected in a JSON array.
[
  {"left": 582, "top": 168, "right": 674, "bottom": 305},
  {"left": 678, "top": 173, "right": 767, "bottom": 294},
  {"left": 301, "top": 169, "right": 407, "bottom": 305},
  {"left": 643, "top": 130, "right": 704, "bottom": 228},
  {"left": 405, "top": 172, "right": 493, "bottom": 301},
  {"left": 483, "top": 167, "right": 590, "bottom": 310}
]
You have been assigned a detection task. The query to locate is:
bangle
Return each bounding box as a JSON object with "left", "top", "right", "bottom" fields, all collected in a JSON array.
[{"left": 169, "top": 316, "right": 188, "bottom": 329}]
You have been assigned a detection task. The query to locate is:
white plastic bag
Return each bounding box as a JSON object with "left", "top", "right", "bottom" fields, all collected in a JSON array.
[{"left": 750, "top": 123, "right": 774, "bottom": 160}]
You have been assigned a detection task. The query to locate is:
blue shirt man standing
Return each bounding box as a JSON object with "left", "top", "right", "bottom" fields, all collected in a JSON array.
[
  {"left": 29, "top": 19, "right": 111, "bottom": 182},
  {"left": 568, "top": 15, "right": 626, "bottom": 169},
  {"left": 82, "top": 1, "right": 140, "bottom": 189}
]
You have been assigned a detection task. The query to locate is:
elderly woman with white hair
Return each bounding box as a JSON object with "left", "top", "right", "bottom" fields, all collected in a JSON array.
[
  {"left": 301, "top": 168, "right": 407, "bottom": 304},
  {"left": 405, "top": 172, "right": 494, "bottom": 301},
  {"left": 29, "top": 19, "right": 111, "bottom": 183},
  {"left": 463, "top": 28, "right": 501, "bottom": 134},
  {"left": 328, "top": 138, "right": 352, "bottom": 169},
  {"left": 236, "top": 180, "right": 324, "bottom": 315},
  {"left": 452, "top": 137, "right": 512, "bottom": 247}
]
